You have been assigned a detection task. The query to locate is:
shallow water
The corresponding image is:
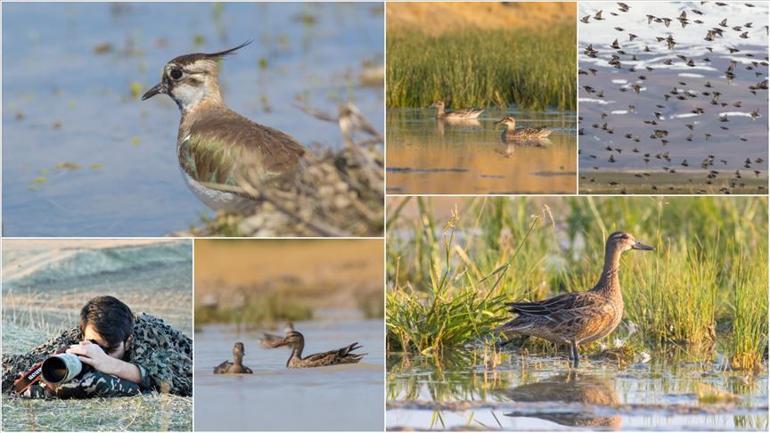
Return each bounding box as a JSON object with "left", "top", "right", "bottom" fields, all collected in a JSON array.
[
  {"left": 194, "top": 319, "right": 384, "bottom": 431},
  {"left": 387, "top": 108, "right": 576, "bottom": 194},
  {"left": 2, "top": 3, "right": 384, "bottom": 236},
  {"left": 387, "top": 353, "right": 768, "bottom": 431},
  {"left": 578, "top": 1, "right": 768, "bottom": 193}
]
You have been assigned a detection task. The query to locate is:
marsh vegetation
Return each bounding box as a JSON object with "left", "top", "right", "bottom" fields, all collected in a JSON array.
[
  {"left": 386, "top": 2, "right": 576, "bottom": 110},
  {"left": 386, "top": 196, "right": 768, "bottom": 430},
  {"left": 387, "top": 196, "right": 767, "bottom": 369}
]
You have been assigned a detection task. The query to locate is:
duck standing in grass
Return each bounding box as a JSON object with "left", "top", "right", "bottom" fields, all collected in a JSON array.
[
  {"left": 214, "top": 342, "right": 253, "bottom": 374},
  {"left": 275, "top": 331, "right": 364, "bottom": 368},
  {"left": 430, "top": 101, "right": 484, "bottom": 121},
  {"left": 496, "top": 116, "right": 552, "bottom": 142},
  {"left": 497, "top": 232, "right": 654, "bottom": 367}
]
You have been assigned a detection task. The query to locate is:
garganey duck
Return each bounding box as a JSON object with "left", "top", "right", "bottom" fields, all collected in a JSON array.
[
  {"left": 498, "top": 232, "right": 654, "bottom": 367},
  {"left": 213, "top": 342, "right": 253, "bottom": 374},
  {"left": 275, "top": 331, "right": 365, "bottom": 368},
  {"left": 430, "top": 101, "right": 483, "bottom": 121},
  {"left": 496, "top": 116, "right": 552, "bottom": 142}
]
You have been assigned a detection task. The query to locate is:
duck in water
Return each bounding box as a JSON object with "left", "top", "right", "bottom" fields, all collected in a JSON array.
[
  {"left": 260, "top": 321, "right": 295, "bottom": 348},
  {"left": 213, "top": 342, "right": 253, "bottom": 374},
  {"left": 430, "top": 101, "right": 484, "bottom": 121},
  {"left": 497, "top": 232, "right": 654, "bottom": 367},
  {"left": 496, "top": 116, "right": 552, "bottom": 142},
  {"left": 275, "top": 331, "right": 364, "bottom": 368}
]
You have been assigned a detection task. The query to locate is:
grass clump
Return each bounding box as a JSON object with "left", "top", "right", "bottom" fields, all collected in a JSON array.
[
  {"left": 729, "top": 250, "right": 769, "bottom": 371},
  {"left": 387, "top": 199, "right": 549, "bottom": 355},
  {"left": 387, "top": 26, "right": 576, "bottom": 111},
  {"left": 195, "top": 292, "right": 313, "bottom": 327}
]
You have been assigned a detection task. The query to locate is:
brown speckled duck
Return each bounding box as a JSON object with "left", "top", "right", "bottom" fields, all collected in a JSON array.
[
  {"left": 498, "top": 232, "right": 654, "bottom": 367},
  {"left": 431, "top": 101, "right": 484, "bottom": 121},
  {"left": 275, "top": 331, "right": 364, "bottom": 368},
  {"left": 496, "top": 116, "right": 552, "bottom": 142},
  {"left": 213, "top": 342, "right": 253, "bottom": 374}
]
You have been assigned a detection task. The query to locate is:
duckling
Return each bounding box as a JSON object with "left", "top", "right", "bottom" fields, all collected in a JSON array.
[
  {"left": 214, "top": 342, "right": 253, "bottom": 374},
  {"left": 496, "top": 116, "right": 552, "bottom": 142},
  {"left": 275, "top": 331, "right": 365, "bottom": 368},
  {"left": 497, "top": 232, "right": 654, "bottom": 368},
  {"left": 260, "top": 321, "right": 295, "bottom": 348},
  {"left": 430, "top": 101, "right": 483, "bottom": 121}
]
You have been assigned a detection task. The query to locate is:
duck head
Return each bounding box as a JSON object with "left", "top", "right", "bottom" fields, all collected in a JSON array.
[
  {"left": 233, "top": 342, "right": 246, "bottom": 357},
  {"left": 277, "top": 331, "right": 305, "bottom": 348},
  {"left": 496, "top": 116, "right": 517, "bottom": 129},
  {"left": 607, "top": 231, "right": 654, "bottom": 253}
]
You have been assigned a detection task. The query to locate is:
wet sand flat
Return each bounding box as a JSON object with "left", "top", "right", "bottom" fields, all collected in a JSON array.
[
  {"left": 582, "top": 170, "right": 768, "bottom": 194},
  {"left": 578, "top": 1, "right": 768, "bottom": 194}
]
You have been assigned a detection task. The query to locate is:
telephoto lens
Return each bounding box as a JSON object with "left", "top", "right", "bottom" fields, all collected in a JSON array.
[{"left": 41, "top": 353, "right": 83, "bottom": 384}]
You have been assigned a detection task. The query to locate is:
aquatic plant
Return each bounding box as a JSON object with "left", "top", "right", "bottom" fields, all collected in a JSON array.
[
  {"left": 387, "top": 199, "right": 510, "bottom": 354},
  {"left": 387, "top": 26, "right": 576, "bottom": 111},
  {"left": 729, "top": 249, "right": 769, "bottom": 371}
]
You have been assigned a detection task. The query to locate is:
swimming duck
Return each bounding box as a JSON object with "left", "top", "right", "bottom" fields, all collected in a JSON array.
[
  {"left": 497, "top": 232, "right": 654, "bottom": 368},
  {"left": 430, "top": 101, "right": 483, "bottom": 121},
  {"left": 260, "top": 321, "right": 295, "bottom": 348},
  {"left": 496, "top": 116, "right": 552, "bottom": 142},
  {"left": 213, "top": 342, "right": 253, "bottom": 374},
  {"left": 275, "top": 331, "right": 365, "bottom": 368}
]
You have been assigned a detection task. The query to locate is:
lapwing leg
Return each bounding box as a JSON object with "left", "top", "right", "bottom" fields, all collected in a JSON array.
[{"left": 570, "top": 341, "right": 580, "bottom": 368}]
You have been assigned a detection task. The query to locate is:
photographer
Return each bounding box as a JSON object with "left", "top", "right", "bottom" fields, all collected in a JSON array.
[{"left": 2, "top": 296, "right": 192, "bottom": 398}]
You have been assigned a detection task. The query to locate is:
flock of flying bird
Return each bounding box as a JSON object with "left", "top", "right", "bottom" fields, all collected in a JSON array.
[{"left": 578, "top": 2, "right": 769, "bottom": 193}]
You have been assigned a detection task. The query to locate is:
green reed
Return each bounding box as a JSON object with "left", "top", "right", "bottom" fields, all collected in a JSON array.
[
  {"left": 387, "top": 196, "right": 768, "bottom": 369},
  {"left": 387, "top": 26, "right": 576, "bottom": 111}
]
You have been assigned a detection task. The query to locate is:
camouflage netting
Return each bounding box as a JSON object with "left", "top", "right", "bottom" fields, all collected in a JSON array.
[{"left": 2, "top": 313, "right": 192, "bottom": 397}]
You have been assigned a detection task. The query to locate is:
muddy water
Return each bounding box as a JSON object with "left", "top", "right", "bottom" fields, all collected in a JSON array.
[
  {"left": 387, "top": 354, "right": 768, "bottom": 431},
  {"left": 578, "top": 1, "right": 768, "bottom": 194},
  {"left": 387, "top": 109, "right": 576, "bottom": 194},
  {"left": 194, "top": 319, "right": 384, "bottom": 431}
]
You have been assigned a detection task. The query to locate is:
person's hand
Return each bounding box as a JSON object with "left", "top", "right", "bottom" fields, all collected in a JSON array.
[{"left": 66, "top": 341, "right": 118, "bottom": 375}]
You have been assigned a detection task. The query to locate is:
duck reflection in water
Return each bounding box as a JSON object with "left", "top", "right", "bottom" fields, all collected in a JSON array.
[
  {"left": 435, "top": 117, "right": 482, "bottom": 137},
  {"left": 502, "top": 372, "right": 621, "bottom": 429},
  {"left": 496, "top": 139, "right": 551, "bottom": 158}
]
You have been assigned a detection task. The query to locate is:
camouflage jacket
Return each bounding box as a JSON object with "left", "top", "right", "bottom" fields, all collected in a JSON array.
[{"left": 2, "top": 313, "right": 192, "bottom": 397}]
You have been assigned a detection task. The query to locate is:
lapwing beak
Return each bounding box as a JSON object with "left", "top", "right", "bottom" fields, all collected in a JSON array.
[
  {"left": 632, "top": 241, "right": 654, "bottom": 251},
  {"left": 141, "top": 82, "right": 166, "bottom": 101}
]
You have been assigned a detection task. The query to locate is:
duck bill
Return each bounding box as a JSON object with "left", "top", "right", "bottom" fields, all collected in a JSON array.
[
  {"left": 141, "top": 82, "right": 166, "bottom": 101},
  {"left": 632, "top": 241, "right": 654, "bottom": 251},
  {"left": 495, "top": 119, "right": 505, "bottom": 126}
]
